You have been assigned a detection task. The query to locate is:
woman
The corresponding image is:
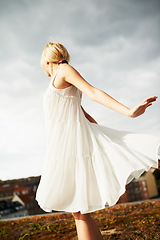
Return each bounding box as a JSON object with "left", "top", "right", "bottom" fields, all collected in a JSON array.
[{"left": 36, "top": 41, "right": 160, "bottom": 240}]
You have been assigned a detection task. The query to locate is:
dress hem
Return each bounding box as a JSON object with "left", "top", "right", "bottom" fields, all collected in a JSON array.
[{"left": 35, "top": 143, "right": 160, "bottom": 214}]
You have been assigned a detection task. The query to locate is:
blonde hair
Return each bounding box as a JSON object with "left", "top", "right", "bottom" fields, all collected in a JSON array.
[{"left": 41, "top": 41, "right": 70, "bottom": 70}]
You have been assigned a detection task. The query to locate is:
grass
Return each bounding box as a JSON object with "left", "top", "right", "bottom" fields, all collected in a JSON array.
[{"left": 0, "top": 199, "right": 160, "bottom": 239}]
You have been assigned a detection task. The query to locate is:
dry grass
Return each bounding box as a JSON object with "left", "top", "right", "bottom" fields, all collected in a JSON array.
[{"left": 0, "top": 199, "right": 160, "bottom": 240}]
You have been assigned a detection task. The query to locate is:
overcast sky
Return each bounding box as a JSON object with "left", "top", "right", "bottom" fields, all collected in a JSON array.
[{"left": 0, "top": 0, "right": 160, "bottom": 180}]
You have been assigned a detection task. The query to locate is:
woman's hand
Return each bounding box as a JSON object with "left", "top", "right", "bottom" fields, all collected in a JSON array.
[{"left": 129, "top": 96, "right": 158, "bottom": 118}]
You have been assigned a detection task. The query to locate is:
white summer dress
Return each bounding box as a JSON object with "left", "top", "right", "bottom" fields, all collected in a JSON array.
[{"left": 35, "top": 68, "right": 160, "bottom": 214}]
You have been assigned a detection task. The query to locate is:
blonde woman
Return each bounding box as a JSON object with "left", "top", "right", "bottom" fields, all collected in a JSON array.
[{"left": 36, "top": 41, "right": 160, "bottom": 240}]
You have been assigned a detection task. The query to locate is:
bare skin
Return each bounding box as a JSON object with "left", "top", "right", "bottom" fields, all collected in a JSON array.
[
  {"left": 43, "top": 61, "right": 158, "bottom": 240},
  {"left": 45, "top": 62, "right": 157, "bottom": 119},
  {"left": 72, "top": 212, "right": 103, "bottom": 240}
]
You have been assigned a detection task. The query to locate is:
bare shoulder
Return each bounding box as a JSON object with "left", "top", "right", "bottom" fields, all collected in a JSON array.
[
  {"left": 59, "top": 63, "right": 80, "bottom": 77},
  {"left": 58, "top": 63, "right": 96, "bottom": 99}
]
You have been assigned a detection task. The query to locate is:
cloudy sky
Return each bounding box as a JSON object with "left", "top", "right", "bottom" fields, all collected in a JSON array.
[{"left": 0, "top": 0, "right": 160, "bottom": 180}]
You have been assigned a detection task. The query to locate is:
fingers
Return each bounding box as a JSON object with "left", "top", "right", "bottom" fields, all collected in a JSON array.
[
  {"left": 142, "top": 102, "right": 152, "bottom": 108},
  {"left": 146, "top": 103, "right": 152, "bottom": 107},
  {"left": 143, "top": 96, "right": 158, "bottom": 104},
  {"left": 140, "top": 102, "right": 152, "bottom": 111}
]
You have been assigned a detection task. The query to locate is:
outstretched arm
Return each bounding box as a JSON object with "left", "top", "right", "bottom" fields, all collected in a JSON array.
[
  {"left": 87, "top": 89, "right": 157, "bottom": 118},
  {"left": 59, "top": 64, "right": 158, "bottom": 118}
]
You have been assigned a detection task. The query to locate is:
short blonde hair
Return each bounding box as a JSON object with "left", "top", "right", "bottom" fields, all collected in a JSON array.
[{"left": 41, "top": 41, "right": 70, "bottom": 70}]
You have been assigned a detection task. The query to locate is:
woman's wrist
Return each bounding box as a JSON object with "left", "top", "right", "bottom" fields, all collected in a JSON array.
[{"left": 127, "top": 109, "right": 133, "bottom": 118}]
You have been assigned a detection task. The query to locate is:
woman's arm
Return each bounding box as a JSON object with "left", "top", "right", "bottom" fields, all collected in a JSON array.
[
  {"left": 81, "top": 106, "right": 98, "bottom": 124},
  {"left": 59, "top": 64, "right": 157, "bottom": 118},
  {"left": 85, "top": 88, "right": 157, "bottom": 118}
]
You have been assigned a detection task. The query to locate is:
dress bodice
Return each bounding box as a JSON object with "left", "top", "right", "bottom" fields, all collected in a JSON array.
[{"left": 44, "top": 70, "right": 82, "bottom": 103}]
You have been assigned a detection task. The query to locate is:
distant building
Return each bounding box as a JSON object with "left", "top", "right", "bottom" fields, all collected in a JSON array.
[
  {"left": 0, "top": 199, "right": 28, "bottom": 220},
  {"left": 0, "top": 176, "right": 45, "bottom": 217},
  {"left": 117, "top": 169, "right": 159, "bottom": 204},
  {"left": 0, "top": 184, "right": 14, "bottom": 200},
  {"left": 12, "top": 192, "right": 36, "bottom": 215},
  {"left": 145, "top": 170, "right": 159, "bottom": 198}
]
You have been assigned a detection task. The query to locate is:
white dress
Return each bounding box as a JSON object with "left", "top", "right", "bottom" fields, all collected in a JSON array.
[{"left": 35, "top": 69, "right": 160, "bottom": 214}]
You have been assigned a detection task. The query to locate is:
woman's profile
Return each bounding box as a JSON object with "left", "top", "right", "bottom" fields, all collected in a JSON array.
[{"left": 36, "top": 41, "right": 160, "bottom": 240}]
